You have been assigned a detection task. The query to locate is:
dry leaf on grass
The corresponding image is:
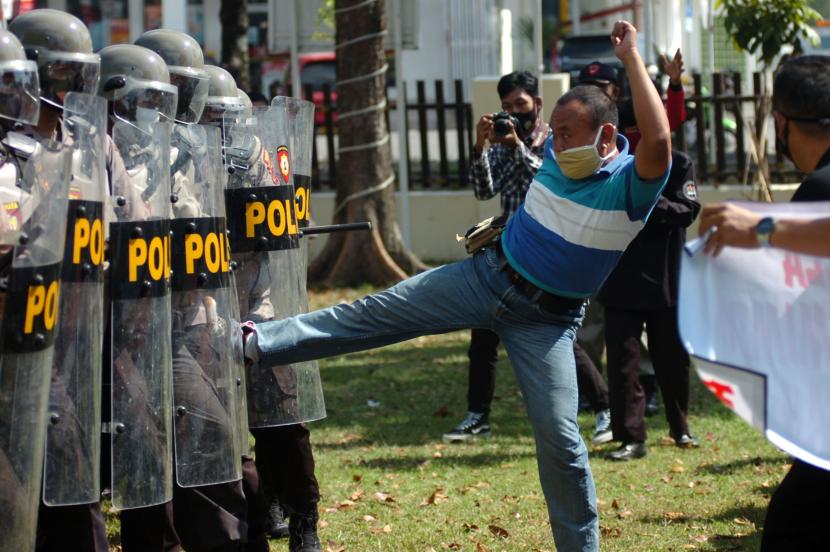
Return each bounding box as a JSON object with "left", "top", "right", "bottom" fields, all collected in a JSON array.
[
  {"left": 664, "top": 511, "right": 686, "bottom": 522},
  {"left": 600, "top": 526, "right": 622, "bottom": 537},
  {"left": 617, "top": 509, "right": 633, "bottom": 519},
  {"left": 488, "top": 525, "right": 510, "bottom": 538},
  {"left": 325, "top": 541, "right": 345, "bottom": 552},
  {"left": 476, "top": 544, "right": 489, "bottom": 552},
  {"left": 373, "top": 491, "right": 396, "bottom": 503},
  {"left": 350, "top": 490, "right": 363, "bottom": 501},
  {"left": 421, "top": 488, "right": 448, "bottom": 506},
  {"left": 352, "top": 474, "right": 363, "bottom": 482}
]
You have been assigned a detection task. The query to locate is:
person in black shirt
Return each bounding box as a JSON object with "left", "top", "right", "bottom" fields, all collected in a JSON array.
[
  {"left": 698, "top": 55, "right": 830, "bottom": 551},
  {"left": 759, "top": 54, "right": 830, "bottom": 552},
  {"left": 598, "top": 149, "right": 701, "bottom": 460}
]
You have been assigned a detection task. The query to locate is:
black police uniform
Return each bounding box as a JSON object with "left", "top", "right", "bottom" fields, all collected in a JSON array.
[
  {"left": 598, "top": 150, "right": 701, "bottom": 444},
  {"left": 761, "top": 146, "right": 830, "bottom": 551}
]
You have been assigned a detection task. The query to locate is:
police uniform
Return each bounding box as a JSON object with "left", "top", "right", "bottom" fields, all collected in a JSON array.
[
  {"left": 598, "top": 150, "right": 701, "bottom": 445},
  {"left": 226, "top": 129, "right": 321, "bottom": 540}
]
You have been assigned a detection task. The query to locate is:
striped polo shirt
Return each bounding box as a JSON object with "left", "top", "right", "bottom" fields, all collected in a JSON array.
[{"left": 501, "top": 134, "right": 670, "bottom": 298}]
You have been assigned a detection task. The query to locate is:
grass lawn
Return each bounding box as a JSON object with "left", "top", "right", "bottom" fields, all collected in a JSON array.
[{"left": 108, "top": 285, "right": 790, "bottom": 551}]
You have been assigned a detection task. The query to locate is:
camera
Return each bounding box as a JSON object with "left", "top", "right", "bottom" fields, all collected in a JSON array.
[{"left": 492, "top": 111, "right": 519, "bottom": 136}]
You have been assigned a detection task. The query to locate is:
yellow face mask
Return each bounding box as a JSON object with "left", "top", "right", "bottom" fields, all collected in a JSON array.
[{"left": 555, "top": 126, "right": 616, "bottom": 180}]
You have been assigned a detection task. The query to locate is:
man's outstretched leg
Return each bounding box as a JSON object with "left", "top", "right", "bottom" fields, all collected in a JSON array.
[{"left": 250, "top": 253, "right": 502, "bottom": 367}]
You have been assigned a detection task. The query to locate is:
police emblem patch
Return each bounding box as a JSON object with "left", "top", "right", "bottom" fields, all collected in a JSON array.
[
  {"left": 277, "top": 145, "right": 290, "bottom": 184},
  {"left": 683, "top": 180, "right": 697, "bottom": 200}
]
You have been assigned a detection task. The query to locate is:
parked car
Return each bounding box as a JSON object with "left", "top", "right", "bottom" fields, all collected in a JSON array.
[
  {"left": 558, "top": 34, "right": 623, "bottom": 82},
  {"left": 282, "top": 52, "right": 337, "bottom": 125}
]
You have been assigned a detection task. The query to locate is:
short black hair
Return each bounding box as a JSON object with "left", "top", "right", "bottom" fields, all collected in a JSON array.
[
  {"left": 497, "top": 70, "right": 539, "bottom": 99},
  {"left": 556, "top": 85, "right": 619, "bottom": 128},
  {"left": 247, "top": 91, "right": 269, "bottom": 104},
  {"left": 774, "top": 55, "right": 830, "bottom": 135}
]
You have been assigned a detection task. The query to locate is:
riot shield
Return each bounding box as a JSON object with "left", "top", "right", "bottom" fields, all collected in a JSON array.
[
  {"left": 227, "top": 273, "right": 251, "bottom": 457},
  {"left": 42, "top": 92, "right": 108, "bottom": 507},
  {"left": 225, "top": 104, "right": 325, "bottom": 428},
  {"left": 109, "top": 118, "right": 174, "bottom": 510},
  {"left": 0, "top": 143, "right": 71, "bottom": 552},
  {"left": 169, "top": 123, "right": 242, "bottom": 487}
]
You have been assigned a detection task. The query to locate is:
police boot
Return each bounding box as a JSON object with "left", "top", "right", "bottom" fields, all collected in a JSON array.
[
  {"left": 264, "top": 498, "right": 289, "bottom": 539},
  {"left": 288, "top": 511, "right": 321, "bottom": 552}
]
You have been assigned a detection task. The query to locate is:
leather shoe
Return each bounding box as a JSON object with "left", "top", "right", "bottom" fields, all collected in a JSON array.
[
  {"left": 674, "top": 433, "right": 700, "bottom": 448},
  {"left": 608, "top": 441, "right": 647, "bottom": 461}
]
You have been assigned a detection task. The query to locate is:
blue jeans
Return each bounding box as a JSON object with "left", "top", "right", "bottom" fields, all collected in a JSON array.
[{"left": 255, "top": 247, "right": 599, "bottom": 551}]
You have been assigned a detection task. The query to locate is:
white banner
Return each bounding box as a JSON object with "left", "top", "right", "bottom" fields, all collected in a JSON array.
[{"left": 679, "top": 201, "right": 830, "bottom": 469}]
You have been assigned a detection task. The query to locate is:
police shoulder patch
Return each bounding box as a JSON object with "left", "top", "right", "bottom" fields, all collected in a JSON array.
[{"left": 683, "top": 180, "right": 697, "bottom": 200}]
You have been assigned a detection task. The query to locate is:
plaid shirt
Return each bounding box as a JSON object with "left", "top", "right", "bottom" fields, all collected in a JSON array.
[{"left": 469, "top": 120, "right": 551, "bottom": 216}]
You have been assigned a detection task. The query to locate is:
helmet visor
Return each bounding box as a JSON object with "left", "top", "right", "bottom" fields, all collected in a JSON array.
[
  {"left": 36, "top": 50, "right": 100, "bottom": 109},
  {"left": 200, "top": 96, "right": 246, "bottom": 126},
  {"left": 169, "top": 66, "right": 209, "bottom": 124},
  {"left": 0, "top": 60, "right": 40, "bottom": 125},
  {"left": 112, "top": 76, "right": 178, "bottom": 131}
]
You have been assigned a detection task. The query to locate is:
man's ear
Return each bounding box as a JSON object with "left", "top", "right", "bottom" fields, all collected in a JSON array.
[
  {"left": 600, "top": 123, "right": 616, "bottom": 153},
  {"left": 773, "top": 111, "right": 787, "bottom": 140}
]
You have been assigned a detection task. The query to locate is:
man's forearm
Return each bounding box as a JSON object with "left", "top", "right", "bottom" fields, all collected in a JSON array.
[
  {"left": 771, "top": 218, "right": 830, "bottom": 258},
  {"left": 623, "top": 49, "right": 671, "bottom": 177}
]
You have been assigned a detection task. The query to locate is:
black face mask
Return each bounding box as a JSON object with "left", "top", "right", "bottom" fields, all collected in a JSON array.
[
  {"left": 775, "top": 117, "right": 791, "bottom": 162},
  {"left": 510, "top": 108, "right": 538, "bottom": 137}
]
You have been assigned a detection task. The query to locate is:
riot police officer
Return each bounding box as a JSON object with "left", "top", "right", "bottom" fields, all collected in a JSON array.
[
  {"left": 7, "top": 10, "right": 110, "bottom": 552},
  {"left": 135, "top": 32, "right": 247, "bottom": 552},
  {"left": 97, "top": 43, "right": 179, "bottom": 551},
  {"left": 0, "top": 22, "right": 75, "bottom": 552},
  {"left": 218, "top": 80, "right": 323, "bottom": 551}
]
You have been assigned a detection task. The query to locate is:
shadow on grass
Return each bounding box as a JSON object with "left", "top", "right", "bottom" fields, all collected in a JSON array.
[
  {"left": 697, "top": 455, "right": 789, "bottom": 476},
  {"left": 354, "top": 449, "right": 536, "bottom": 471}
]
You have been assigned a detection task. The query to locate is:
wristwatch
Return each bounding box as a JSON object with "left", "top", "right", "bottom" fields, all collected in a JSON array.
[{"left": 755, "top": 216, "right": 776, "bottom": 247}]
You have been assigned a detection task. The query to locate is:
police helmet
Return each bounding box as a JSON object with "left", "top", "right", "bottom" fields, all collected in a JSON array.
[
  {"left": 98, "top": 44, "right": 178, "bottom": 130},
  {"left": 9, "top": 9, "right": 100, "bottom": 110},
  {"left": 135, "top": 30, "right": 209, "bottom": 124},
  {"left": 199, "top": 65, "right": 245, "bottom": 125},
  {"left": 0, "top": 29, "right": 40, "bottom": 125}
]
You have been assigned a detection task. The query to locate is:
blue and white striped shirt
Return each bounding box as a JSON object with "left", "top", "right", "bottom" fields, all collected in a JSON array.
[{"left": 501, "top": 134, "right": 670, "bottom": 298}]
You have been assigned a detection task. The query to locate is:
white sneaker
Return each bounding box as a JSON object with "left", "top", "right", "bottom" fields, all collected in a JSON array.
[{"left": 591, "top": 409, "right": 612, "bottom": 444}]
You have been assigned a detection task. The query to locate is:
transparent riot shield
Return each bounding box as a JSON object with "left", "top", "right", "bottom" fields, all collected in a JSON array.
[
  {"left": 43, "top": 92, "right": 108, "bottom": 506},
  {"left": 225, "top": 104, "right": 325, "bottom": 428},
  {"left": 169, "top": 123, "right": 241, "bottom": 487},
  {"left": 0, "top": 143, "right": 71, "bottom": 552},
  {"left": 108, "top": 119, "right": 174, "bottom": 510},
  {"left": 227, "top": 273, "right": 251, "bottom": 457}
]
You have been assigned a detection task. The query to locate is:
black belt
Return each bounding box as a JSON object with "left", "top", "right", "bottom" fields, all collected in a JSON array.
[{"left": 494, "top": 244, "right": 585, "bottom": 315}]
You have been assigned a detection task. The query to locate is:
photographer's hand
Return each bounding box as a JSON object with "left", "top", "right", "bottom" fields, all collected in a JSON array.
[
  {"left": 474, "top": 114, "right": 494, "bottom": 156},
  {"left": 489, "top": 120, "right": 521, "bottom": 148}
]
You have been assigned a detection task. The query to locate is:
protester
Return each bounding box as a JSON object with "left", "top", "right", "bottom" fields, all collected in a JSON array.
[
  {"left": 698, "top": 54, "right": 830, "bottom": 551},
  {"left": 244, "top": 20, "right": 672, "bottom": 551},
  {"left": 445, "top": 70, "right": 611, "bottom": 445}
]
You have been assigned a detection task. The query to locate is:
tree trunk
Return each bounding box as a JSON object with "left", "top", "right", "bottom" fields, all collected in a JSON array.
[
  {"left": 309, "top": 0, "right": 427, "bottom": 287},
  {"left": 220, "top": 0, "right": 250, "bottom": 91}
]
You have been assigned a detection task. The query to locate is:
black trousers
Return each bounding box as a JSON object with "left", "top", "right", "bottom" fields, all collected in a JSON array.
[
  {"left": 604, "top": 306, "right": 690, "bottom": 443},
  {"left": 250, "top": 424, "right": 320, "bottom": 516},
  {"left": 36, "top": 502, "right": 109, "bottom": 552},
  {"left": 466, "top": 328, "right": 609, "bottom": 415},
  {"left": 762, "top": 460, "right": 830, "bottom": 551}
]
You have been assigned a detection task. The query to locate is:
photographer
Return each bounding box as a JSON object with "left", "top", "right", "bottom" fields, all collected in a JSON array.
[{"left": 443, "top": 71, "right": 612, "bottom": 445}]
